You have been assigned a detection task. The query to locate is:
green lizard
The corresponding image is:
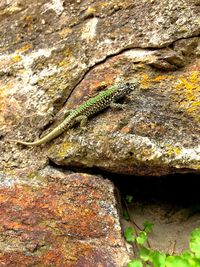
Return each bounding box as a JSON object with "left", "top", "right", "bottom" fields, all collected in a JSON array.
[{"left": 11, "top": 82, "right": 137, "bottom": 146}]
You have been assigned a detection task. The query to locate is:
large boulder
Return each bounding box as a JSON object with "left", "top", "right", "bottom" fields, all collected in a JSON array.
[
  {"left": 0, "top": 168, "right": 129, "bottom": 266},
  {"left": 1, "top": 0, "right": 199, "bottom": 175},
  {"left": 0, "top": 1, "right": 199, "bottom": 265}
]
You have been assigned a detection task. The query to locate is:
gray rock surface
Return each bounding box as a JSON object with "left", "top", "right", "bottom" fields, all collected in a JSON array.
[
  {"left": 1, "top": 0, "right": 199, "bottom": 175},
  {"left": 0, "top": 1, "right": 199, "bottom": 265}
]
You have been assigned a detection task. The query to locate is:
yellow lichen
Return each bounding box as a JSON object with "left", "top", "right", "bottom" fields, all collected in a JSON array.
[
  {"left": 58, "top": 27, "right": 72, "bottom": 38},
  {"left": 174, "top": 71, "right": 200, "bottom": 119},
  {"left": 48, "top": 142, "right": 74, "bottom": 158},
  {"left": 59, "top": 48, "right": 73, "bottom": 68},
  {"left": 16, "top": 43, "right": 32, "bottom": 54},
  {"left": 24, "top": 15, "right": 33, "bottom": 31},
  {"left": 140, "top": 73, "right": 173, "bottom": 89},
  {"left": 153, "top": 75, "right": 165, "bottom": 82},
  {"left": 164, "top": 144, "right": 182, "bottom": 157},
  {"left": 57, "top": 142, "right": 71, "bottom": 158},
  {"left": 140, "top": 73, "right": 151, "bottom": 89},
  {"left": 12, "top": 54, "right": 21, "bottom": 63},
  {"left": 85, "top": 6, "right": 97, "bottom": 16},
  {"left": 99, "top": 2, "right": 110, "bottom": 8}
]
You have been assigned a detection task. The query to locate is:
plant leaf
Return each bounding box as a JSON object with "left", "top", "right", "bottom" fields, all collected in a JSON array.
[
  {"left": 190, "top": 228, "right": 200, "bottom": 258},
  {"left": 166, "top": 256, "right": 191, "bottom": 267},
  {"left": 140, "top": 247, "right": 165, "bottom": 267},
  {"left": 140, "top": 246, "right": 151, "bottom": 261},
  {"left": 150, "top": 251, "right": 166, "bottom": 267},
  {"left": 126, "top": 195, "right": 134, "bottom": 203},
  {"left": 136, "top": 231, "right": 147, "bottom": 245},
  {"left": 127, "top": 259, "right": 143, "bottom": 267},
  {"left": 123, "top": 211, "right": 130, "bottom": 220},
  {"left": 124, "top": 227, "right": 135, "bottom": 242},
  {"left": 143, "top": 221, "right": 154, "bottom": 233}
]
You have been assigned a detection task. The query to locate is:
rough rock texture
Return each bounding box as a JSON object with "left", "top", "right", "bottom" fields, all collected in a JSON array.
[
  {"left": 0, "top": 0, "right": 200, "bottom": 175},
  {"left": 0, "top": 168, "right": 129, "bottom": 267},
  {"left": 0, "top": 1, "right": 200, "bottom": 265},
  {"left": 48, "top": 44, "right": 200, "bottom": 176}
]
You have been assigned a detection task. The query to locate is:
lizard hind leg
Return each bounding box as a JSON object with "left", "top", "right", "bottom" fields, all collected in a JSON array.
[
  {"left": 75, "top": 115, "right": 88, "bottom": 131},
  {"left": 110, "top": 102, "right": 126, "bottom": 110}
]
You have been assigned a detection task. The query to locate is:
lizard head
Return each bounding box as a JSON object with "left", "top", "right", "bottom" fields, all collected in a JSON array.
[{"left": 112, "top": 81, "right": 138, "bottom": 101}]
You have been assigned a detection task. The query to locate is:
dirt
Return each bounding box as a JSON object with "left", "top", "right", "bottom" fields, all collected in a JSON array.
[
  {"left": 113, "top": 173, "right": 200, "bottom": 254},
  {"left": 124, "top": 201, "right": 200, "bottom": 254}
]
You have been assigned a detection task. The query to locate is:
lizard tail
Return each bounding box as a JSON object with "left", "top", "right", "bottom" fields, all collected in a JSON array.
[
  {"left": 8, "top": 115, "right": 73, "bottom": 146},
  {"left": 8, "top": 139, "right": 46, "bottom": 146},
  {"left": 8, "top": 121, "right": 68, "bottom": 146}
]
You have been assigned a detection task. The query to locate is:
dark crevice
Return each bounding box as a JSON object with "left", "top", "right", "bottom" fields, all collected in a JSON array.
[
  {"left": 48, "top": 158, "right": 110, "bottom": 176},
  {"left": 168, "top": 34, "right": 199, "bottom": 48},
  {"left": 48, "top": 159, "right": 200, "bottom": 207},
  {"left": 110, "top": 173, "right": 200, "bottom": 207}
]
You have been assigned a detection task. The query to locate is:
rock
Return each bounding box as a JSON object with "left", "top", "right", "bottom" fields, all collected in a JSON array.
[
  {"left": 0, "top": 1, "right": 200, "bottom": 265},
  {"left": 0, "top": 167, "right": 130, "bottom": 267},
  {"left": 1, "top": 1, "right": 199, "bottom": 176},
  {"left": 47, "top": 41, "right": 200, "bottom": 176}
]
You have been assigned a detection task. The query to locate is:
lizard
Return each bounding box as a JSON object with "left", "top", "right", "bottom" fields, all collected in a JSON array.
[{"left": 10, "top": 82, "right": 137, "bottom": 146}]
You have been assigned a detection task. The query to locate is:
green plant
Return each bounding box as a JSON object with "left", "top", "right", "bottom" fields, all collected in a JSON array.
[
  {"left": 125, "top": 225, "right": 200, "bottom": 267},
  {"left": 123, "top": 196, "right": 200, "bottom": 267}
]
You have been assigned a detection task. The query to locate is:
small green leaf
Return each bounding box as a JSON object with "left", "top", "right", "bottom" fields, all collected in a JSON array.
[
  {"left": 181, "top": 251, "right": 193, "bottom": 260},
  {"left": 150, "top": 251, "right": 166, "bottom": 267},
  {"left": 143, "top": 221, "right": 154, "bottom": 233},
  {"left": 140, "top": 247, "right": 165, "bottom": 267},
  {"left": 123, "top": 211, "right": 130, "bottom": 220},
  {"left": 166, "top": 256, "right": 191, "bottom": 267},
  {"left": 190, "top": 228, "right": 200, "bottom": 258},
  {"left": 126, "top": 195, "right": 134, "bottom": 203},
  {"left": 127, "top": 259, "right": 143, "bottom": 267},
  {"left": 140, "top": 246, "right": 151, "bottom": 261},
  {"left": 124, "top": 227, "right": 135, "bottom": 242},
  {"left": 127, "top": 226, "right": 200, "bottom": 267},
  {"left": 136, "top": 231, "right": 147, "bottom": 245}
]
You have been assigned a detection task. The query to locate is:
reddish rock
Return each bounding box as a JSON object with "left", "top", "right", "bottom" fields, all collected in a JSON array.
[
  {"left": 0, "top": 168, "right": 129, "bottom": 266},
  {"left": 0, "top": 1, "right": 200, "bottom": 265}
]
